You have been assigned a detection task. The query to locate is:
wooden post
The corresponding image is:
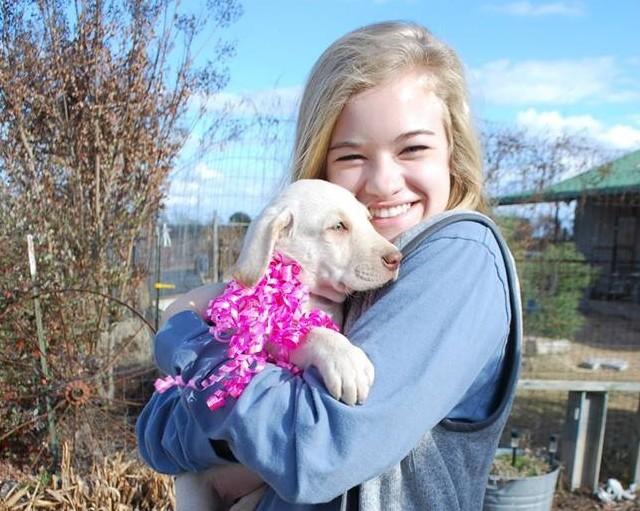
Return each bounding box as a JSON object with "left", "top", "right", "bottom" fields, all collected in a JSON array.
[
  {"left": 212, "top": 213, "right": 219, "bottom": 282},
  {"left": 154, "top": 222, "right": 162, "bottom": 332},
  {"left": 27, "top": 234, "right": 58, "bottom": 460},
  {"left": 631, "top": 397, "right": 640, "bottom": 486},
  {"left": 561, "top": 390, "right": 608, "bottom": 492}
]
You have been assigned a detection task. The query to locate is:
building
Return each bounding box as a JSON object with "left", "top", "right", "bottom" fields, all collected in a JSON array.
[{"left": 496, "top": 149, "right": 640, "bottom": 301}]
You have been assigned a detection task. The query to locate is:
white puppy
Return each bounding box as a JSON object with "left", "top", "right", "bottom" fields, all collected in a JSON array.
[{"left": 170, "top": 179, "right": 401, "bottom": 511}]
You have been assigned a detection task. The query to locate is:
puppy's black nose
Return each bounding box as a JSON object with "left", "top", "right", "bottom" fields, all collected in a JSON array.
[{"left": 382, "top": 251, "right": 401, "bottom": 271}]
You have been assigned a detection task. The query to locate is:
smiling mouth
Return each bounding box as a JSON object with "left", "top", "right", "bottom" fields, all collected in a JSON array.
[{"left": 369, "top": 202, "right": 415, "bottom": 219}]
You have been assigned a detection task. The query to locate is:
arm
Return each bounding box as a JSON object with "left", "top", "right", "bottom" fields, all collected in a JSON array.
[
  {"left": 138, "top": 224, "right": 511, "bottom": 502},
  {"left": 159, "top": 282, "right": 226, "bottom": 328},
  {"left": 136, "top": 386, "right": 233, "bottom": 473},
  {"left": 137, "top": 282, "right": 233, "bottom": 473}
]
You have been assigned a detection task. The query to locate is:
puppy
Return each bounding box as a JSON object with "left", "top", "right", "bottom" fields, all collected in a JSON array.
[{"left": 172, "top": 179, "right": 401, "bottom": 511}]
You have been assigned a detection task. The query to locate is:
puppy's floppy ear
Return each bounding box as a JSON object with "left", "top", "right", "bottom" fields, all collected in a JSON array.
[{"left": 232, "top": 206, "right": 294, "bottom": 287}]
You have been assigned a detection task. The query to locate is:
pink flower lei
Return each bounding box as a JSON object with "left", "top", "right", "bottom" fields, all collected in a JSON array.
[{"left": 154, "top": 252, "right": 339, "bottom": 411}]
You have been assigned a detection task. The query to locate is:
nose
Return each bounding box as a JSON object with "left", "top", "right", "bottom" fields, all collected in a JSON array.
[
  {"left": 364, "top": 155, "right": 403, "bottom": 198},
  {"left": 382, "top": 250, "right": 402, "bottom": 271}
]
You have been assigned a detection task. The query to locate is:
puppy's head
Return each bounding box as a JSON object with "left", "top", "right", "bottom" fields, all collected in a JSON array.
[{"left": 233, "top": 180, "right": 401, "bottom": 302}]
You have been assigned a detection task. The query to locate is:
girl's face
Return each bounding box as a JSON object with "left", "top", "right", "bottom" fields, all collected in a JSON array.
[{"left": 326, "top": 72, "right": 451, "bottom": 241}]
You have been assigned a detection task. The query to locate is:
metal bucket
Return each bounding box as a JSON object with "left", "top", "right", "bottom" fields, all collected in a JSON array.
[{"left": 483, "top": 465, "right": 561, "bottom": 510}]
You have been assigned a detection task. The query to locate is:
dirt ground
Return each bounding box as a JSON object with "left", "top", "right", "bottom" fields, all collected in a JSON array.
[
  {"left": 505, "top": 389, "right": 639, "bottom": 510},
  {"left": 553, "top": 487, "right": 639, "bottom": 510},
  {"left": 523, "top": 299, "right": 640, "bottom": 381},
  {"left": 2, "top": 299, "right": 639, "bottom": 509}
]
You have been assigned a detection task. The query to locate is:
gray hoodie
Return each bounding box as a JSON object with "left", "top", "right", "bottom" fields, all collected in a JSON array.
[{"left": 136, "top": 211, "right": 522, "bottom": 511}]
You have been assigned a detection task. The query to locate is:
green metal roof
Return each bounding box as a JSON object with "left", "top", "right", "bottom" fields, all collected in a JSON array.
[{"left": 494, "top": 149, "right": 640, "bottom": 205}]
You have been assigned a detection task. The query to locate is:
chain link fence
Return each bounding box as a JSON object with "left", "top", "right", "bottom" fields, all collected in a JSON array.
[
  {"left": 143, "top": 117, "right": 640, "bottom": 487},
  {"left": 520, "top": 256, "right": 640, "bottom": 381}
]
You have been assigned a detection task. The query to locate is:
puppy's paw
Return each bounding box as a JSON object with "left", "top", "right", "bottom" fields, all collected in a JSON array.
[
  {"left": 290, "top": 327, "right": 375, "bottom": 405},
  {"left": 319, "top": 343, "right": 374, "bottom": 405}
]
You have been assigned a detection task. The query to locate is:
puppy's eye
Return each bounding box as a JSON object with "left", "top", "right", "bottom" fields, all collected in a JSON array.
[{"left": 330, "top": 221, "right": 348, "bottom": 232}]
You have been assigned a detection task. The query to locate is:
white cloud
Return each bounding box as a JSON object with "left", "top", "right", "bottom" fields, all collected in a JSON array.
[
  {"left": 600, "top": 124, "right": 640, "bottom": 150},
  {"left": 193, "top": 162, "right": 224, "bottom": 181},
  {"left": 167, "top": 164, "right": 223, "bottom": 198},
  {"left": 163, "top": 194, "right": 199, "bottom": 208},
  {"left": 470, "top": 57, "right": 640, "bottom": 106},
  {"left": 516, "top": 108, "right": 640, "bottom": 150},
  {"left": 484, "top": 1, "right": 584, "bottom": 16},
  {"left": 192, "top": 86, "right": 302, "bottom": 118},
  {"left": 170, "top": 180, "right": 201, "bottom": 194}
]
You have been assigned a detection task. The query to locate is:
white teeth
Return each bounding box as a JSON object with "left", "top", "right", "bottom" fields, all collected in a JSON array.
[{"left": 369, "top": 203, "right": 412, "bottom": 219}]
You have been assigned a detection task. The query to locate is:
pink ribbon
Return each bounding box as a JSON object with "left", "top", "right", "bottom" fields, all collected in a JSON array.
[{"left": 154, "top": 252, "right": 339, "bottom": 410}]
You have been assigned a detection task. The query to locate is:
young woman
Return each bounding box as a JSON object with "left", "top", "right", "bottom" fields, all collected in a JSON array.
[{"left": 137, "top": 21, "right": 521, "bottom": 510}]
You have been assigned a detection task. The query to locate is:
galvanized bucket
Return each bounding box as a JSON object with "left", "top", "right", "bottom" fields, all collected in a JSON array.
[{"left": 483, "top": 465, "right": 561, "bottom": 510}]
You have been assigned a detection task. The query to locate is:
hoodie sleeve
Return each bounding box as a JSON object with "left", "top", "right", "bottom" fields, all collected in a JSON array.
[{"left": 136, "top": 222, "right": 511, "bottom": 503}]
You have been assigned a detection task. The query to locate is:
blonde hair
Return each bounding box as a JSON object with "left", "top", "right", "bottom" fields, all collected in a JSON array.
[{"left": 291, "top": 21, "right": 489, "bottom": 214}]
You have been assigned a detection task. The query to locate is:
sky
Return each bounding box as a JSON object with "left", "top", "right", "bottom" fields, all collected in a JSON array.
[{"left": 166, "top": 0, "right": 640, "bottom": 223}]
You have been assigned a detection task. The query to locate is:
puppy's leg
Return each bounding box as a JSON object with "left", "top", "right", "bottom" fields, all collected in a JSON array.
[
  {"left": 229, "top": 486, "right": 267, "bottom": 511},
  {"left": 207, "top": 464, "right": 265, "bottom": 506},
  {"left": 289, "top": 327, "right": 375, "bottom": 405},
  {"left": 176, "top": 465, "right": 266, "bottom": 511},
  {"left": 175, "top": 471, "right": 224, "bottom": 511}
]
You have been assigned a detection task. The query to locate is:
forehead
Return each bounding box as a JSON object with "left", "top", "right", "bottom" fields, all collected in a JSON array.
[{"left": 331, "top": 72, "right": 446, "bottom": 141}]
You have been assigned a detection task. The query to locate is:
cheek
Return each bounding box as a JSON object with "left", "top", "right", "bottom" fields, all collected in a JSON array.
[
  {"left": 412, "top": 166, "right": 451, "bottom": 206},
  {"left": 320, "top": 233, "right": 350, "bottom": 264},
  {"left": 326, "top": 167, "right": 360, "bottom": 194}
]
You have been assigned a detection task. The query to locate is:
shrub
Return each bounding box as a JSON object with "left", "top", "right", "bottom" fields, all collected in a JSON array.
[{"left": 519, "top": 242, "right": 597, "bottom": 339}]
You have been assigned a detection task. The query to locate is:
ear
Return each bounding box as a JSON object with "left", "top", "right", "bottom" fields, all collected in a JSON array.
[{"left": 231, "top": 206, "right": 294, "bottom": 287}]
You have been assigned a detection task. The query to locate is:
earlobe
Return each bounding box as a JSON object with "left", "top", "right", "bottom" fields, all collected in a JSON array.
[{"left": 232, "top": 207, "right": 294, "bottom": 287}]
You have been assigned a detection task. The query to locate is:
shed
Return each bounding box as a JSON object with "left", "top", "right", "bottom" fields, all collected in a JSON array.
[{"left": 495, "top": 149, "right": 640, "bottom": 301}]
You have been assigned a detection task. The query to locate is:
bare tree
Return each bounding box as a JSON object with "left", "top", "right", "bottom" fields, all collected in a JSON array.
[
  {"left": 482, "top": 122, "right": 608, "bottom": 201},
  {"left": 0, "top": 0, "right": 242, "bottom": 468}
]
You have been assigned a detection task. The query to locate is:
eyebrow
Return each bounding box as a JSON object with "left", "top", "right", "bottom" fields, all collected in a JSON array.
[
  {"left": 328, "top": 129, "right": 436, "bottom": 151},
  {"left": 396, "top": 129, "right": 436, "bottom": 141}
]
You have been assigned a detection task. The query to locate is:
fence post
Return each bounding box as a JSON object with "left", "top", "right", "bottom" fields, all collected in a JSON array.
[
  {"left": 26, "top": 234, "right": 59, "bottom": 462},
  {"left": 212, "top": 214, "right": 219, "bottom": 282},
  {"left": 561, "top": 390, "right": 608, "bottom": 492},
  {"left": 631, "top": 397, "right": 640, "bottom": 487}
]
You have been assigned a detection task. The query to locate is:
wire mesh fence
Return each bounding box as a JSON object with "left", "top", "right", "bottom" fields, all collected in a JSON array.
[
  {"left": 145, "top": 113, "right": 640, "bottom": 386},
  {"left": 142, "top": 116, "right": 640, "bottom": 489},
  {"left": 145, "top": 117, "right": 295, "bottom": 321},
  {"left": 519, "top": 257, "right": 640, "bottom": 382}
]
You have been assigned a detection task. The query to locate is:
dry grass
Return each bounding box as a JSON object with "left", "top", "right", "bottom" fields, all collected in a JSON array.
[
  {"left": 1, "top": 443, "right": 175, "bottom": 510},
  {"left": 523, "top": 300, "right": 640, "bottom": 381}
]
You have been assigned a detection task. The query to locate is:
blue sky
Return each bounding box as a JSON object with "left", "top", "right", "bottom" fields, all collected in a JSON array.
[
  {"left": 167, "top": 0, "right": 640, "bottom": 222},
  {"left": 222, "top": 0, "right": 640, "bottom": 143}
]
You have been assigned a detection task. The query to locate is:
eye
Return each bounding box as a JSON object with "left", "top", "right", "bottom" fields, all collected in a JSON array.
[
  {"left": 335, "top": 153, "right": 364, "bottom": 162},
  {"left": 330, "top": 221, "right": 348, "bottom": 232},
  {"left": 401, "top": 145, "right": 429, "bottom": 154}
]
